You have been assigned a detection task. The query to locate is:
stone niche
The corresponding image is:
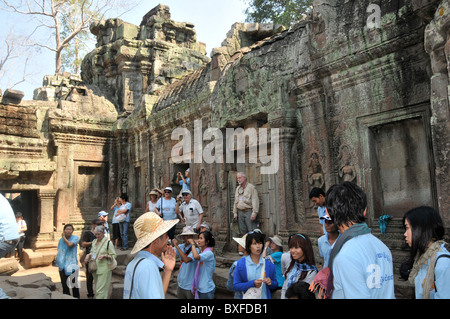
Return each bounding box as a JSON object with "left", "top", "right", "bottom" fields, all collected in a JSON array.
[{"left": 358, "top": 104, "right": 437, "bottom": 219}]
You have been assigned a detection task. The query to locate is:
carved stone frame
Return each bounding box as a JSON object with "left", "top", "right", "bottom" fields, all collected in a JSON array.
[{"left": 357, "top": 103, "right": 437, "bottom": 225}]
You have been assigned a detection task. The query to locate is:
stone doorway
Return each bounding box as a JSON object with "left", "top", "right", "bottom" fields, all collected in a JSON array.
[{"left": 358, "top": 104, "right": 437, "bottom": 222}]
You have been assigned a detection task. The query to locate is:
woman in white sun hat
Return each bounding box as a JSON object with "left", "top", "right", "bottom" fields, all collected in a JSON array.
[{"left": 123, "top": 213, "right": 179, "bottom": 299}]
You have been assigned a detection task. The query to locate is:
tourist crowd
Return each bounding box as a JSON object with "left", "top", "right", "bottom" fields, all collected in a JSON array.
[{"left": 1, "top": 170, "right": 449, "bottom": 299}]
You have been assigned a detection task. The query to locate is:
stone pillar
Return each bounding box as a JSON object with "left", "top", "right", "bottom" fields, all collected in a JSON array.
[
  {"left": 424, "top": 1, "right": 450, "bottom": 224},
  {"left": 37, "top": 189, "right": 57, "bottom": 237},
  {"left": 269, "top": 109, "right": 298, "bottom": 240}
]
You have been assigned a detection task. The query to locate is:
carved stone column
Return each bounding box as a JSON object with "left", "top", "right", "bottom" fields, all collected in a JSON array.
[
  {"left": 36, "top": 189, "right": 57, "bottom": 245},
  {"left": 269, "top": 109, "right": 298, "bottom": 240},
  {"left": 423, "top": 0, "right": 450, "bottom": 224}
]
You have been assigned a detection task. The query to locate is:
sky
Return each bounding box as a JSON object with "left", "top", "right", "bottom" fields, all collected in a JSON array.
[{"left": 0, "top": 0, "right": 248, "bottom": 100}]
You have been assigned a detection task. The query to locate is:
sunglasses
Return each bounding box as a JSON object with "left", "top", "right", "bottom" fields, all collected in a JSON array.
[{"left": 164, "top": 191, "right": 172, "bottom": 193}]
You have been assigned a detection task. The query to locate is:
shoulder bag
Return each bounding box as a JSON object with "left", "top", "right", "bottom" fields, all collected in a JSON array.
[
  {"left": 107, "top": 240, "right": 117, "bottom": 271},
  {"left": 88, "top": 238, "right": 107, "bottom": 273}
]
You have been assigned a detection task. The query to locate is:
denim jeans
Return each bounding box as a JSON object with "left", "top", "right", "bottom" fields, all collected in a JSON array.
[
  {"left": 119, "top": 221, "right": 129, "bottom": 249},
  {"left": 198, "top": 288, "right": 215, "bottom": 299},
  {"left": 0, "top": 239, "right": 18, "bottom": 258}
]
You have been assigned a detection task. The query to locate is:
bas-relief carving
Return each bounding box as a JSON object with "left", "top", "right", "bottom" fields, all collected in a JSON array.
[
  {"left": 198, "top": 168, "right": 208, "bottom": 209},
  {"left": 307, "top": 152, "right": 325, "bottom": 190},
  {"left": 121, "top": 166, "right": 129, "bottom": 194},
  {"left": 2, "top": 2, "right": 449, "bottom": 272},
  {"left": 338, "top": 144, "right": 357, "bottom": 184}
]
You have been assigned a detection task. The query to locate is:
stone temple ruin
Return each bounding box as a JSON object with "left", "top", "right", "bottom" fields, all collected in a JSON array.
[{"left": 1, "top": 0, "right": 449, "bottom": 285}]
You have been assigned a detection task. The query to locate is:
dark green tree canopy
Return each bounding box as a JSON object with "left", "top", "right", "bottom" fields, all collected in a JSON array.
[{"left": 244, "top": 0, "right": 313, "bottom": 27}]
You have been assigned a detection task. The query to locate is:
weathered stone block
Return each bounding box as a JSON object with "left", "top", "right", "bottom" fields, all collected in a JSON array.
[
  {"left": 0, "top": 258, "right": 19, "bottom": 276},
  {"left": 117, "top": 22, "right": 139, "bottom": 40},
  {"left": 22, "top": 249, "right": 56, "bottom": 269}
]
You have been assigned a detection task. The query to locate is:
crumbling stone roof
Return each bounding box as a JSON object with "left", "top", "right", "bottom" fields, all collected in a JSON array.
[{"left": 152, "top": 66, "right": 210, "bottom": 113}]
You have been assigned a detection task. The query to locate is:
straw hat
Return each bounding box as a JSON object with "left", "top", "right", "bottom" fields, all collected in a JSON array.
[
  {"left": 149, "top": 190, "right": 159, "bottom": 196},
  {"left": 131, "top": 213, "right": 179, "bottom": 254},
  {"left": 233, "top": 233, "right": 248, "bottom": 249}
]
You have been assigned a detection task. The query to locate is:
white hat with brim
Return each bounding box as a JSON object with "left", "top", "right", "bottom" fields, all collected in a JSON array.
[
  {"left": 269, "top": 235, "right": 283, "bottom": 247},
  {"left": 233, "top": 233, "right": 248, "bottom": 249},
  {"left": 131, "top": 213, "right": 179, "bottom": 255},
  {"left": 177, "top": 226, "right": 198, "bottom": 239}
]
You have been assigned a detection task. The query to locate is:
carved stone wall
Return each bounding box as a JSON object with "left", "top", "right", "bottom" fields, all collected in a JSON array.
[{"left": 1, "top": 2, "right": 448, "bottom": 274}]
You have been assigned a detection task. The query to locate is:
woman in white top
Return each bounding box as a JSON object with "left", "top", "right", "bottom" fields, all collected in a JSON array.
[{"left": 145, "top": 190, "right": 159, "bottom": 213}]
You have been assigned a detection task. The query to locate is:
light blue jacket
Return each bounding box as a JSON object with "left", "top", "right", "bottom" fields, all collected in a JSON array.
[
  {"left": 233, "top": 255, "right": 278, "bottom": 299},
  {"left": 413, "top": 243, "right": 450, "bottom": 299},
  {"left": 332, "top": 233, "right": 395, "bottom": 299}
]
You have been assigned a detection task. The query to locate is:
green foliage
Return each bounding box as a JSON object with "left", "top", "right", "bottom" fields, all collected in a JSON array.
[{"left": 244, "top": 0, "right": 313, "bottom": 27}]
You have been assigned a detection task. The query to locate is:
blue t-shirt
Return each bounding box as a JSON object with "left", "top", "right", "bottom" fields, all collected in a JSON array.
[
  {"left": 179, "top": 178, "right": 191, "bottom": 192},
  {"left": 332, "top": 233, "right": 395, "bottom": 299},
  {"left": 318, "top": 232, "right": 340, "bottom": 268},
  {"left": 123, "top": 251, "right": 165, "bottom": 299},
  {"left": 118, "top": 202, "right": 132, "bottom": 223},
  {"left": 266, "top": 251, "right": 284, "bottom": 287},
  {"left": 56, "top": 235, "right": 79, "bottom": 275},
  {"left": 0, "top": 194, "right": 20, "bottom": 241},
  {"left": 176, "top": 243, "right": 199, "bottom": 290},
  {"left": 318, "top": 206, "right": 327, "bottom": 234},
  {"left": 197, "top": 249, "right": 216, "bottom": 293},
  {"left": 156, "top": 197, "right": 177, "bottom": 220},
  {"left": 413, "top": 243, "right": 450, "bottom": 299},
  {"left": 112, "top": 206, "right": 119, "bottom": 224}
]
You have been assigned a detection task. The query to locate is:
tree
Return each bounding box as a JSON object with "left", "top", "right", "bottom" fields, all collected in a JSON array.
[
  {"left": 244, "top": 0, "right": 313, "bottom": 27},
  {"left": 0, "top": 30, "right": 36, "bottom": 88},
  {"left": 1, "top": 0, "right": 140, "bottom": 75}
]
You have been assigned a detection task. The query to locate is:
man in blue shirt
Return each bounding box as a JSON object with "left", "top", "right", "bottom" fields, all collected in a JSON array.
[
  {"left": 123, "top": 213, "right": 179, "bottom": 299},
  {"left": 309, "top": 187, "right": 327, "bottom": 235},
  {"left": 312, "top": 182, "right": 395, "bottom": 299},
  {"left": 317, "top": 215, "right": 340, "bottom": 268},
  {"left": 0, "top": 193, "right": 19, "bottom": 258}
]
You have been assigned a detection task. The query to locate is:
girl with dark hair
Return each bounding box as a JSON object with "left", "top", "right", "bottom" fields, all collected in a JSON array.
[
  {"left": 281, "top": 233, "right": 317, "bottom": 299},
  {"left": 188, "top": 230, "right": 216, "bottom": 299},
  {"left": 233, "top": 230, "right": 278, "bottom": 299},
  {"left": 403, "top": 206, "right": 450, "bottom": 299}
]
